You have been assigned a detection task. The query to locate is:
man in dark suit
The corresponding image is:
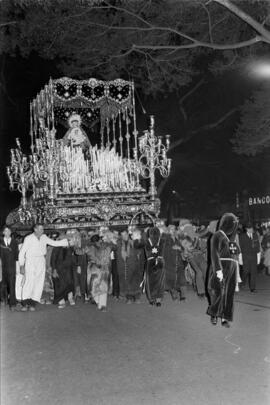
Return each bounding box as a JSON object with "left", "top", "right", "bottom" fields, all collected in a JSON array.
[
  {"left": 239, "top": 222, "right": 261, "bottom": 293},
  {"left": 0, "top": 225, "right": 19, "bottom": 310}
]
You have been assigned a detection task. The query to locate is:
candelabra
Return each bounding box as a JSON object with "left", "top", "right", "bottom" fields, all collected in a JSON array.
[
  {"left": 139, "top": 115, "right": 171, "bottom": 200},
  {"left": 7, "top": 138, "right": 33, "bottom": 222},
  {"left": 32, "top": 128, "right": 68, "bottom": 203}
]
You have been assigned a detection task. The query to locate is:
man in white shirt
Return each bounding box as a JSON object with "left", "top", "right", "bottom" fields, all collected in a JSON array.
[{"left": 19, "top": 223, "right": 72, "bottom": 311}]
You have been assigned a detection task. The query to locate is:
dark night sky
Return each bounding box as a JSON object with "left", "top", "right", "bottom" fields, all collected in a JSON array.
[{"left": 1, "top": 52, "right": 270, "bottom": 224}]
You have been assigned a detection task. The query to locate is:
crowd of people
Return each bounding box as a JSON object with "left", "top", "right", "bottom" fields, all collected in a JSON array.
[{"left": 1, "top": 214, "right": 270, "bottom": 328}]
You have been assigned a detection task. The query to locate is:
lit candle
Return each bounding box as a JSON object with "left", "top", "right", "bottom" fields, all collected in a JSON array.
[
  {"left": 168, "top": 158, "right": 172, "bottom": 172},
  {"left": 165, "top": 134, "right": 170, "bottom": 149},
  {"left": 158, "top": 137, "right": 162, "bottom": 151}
]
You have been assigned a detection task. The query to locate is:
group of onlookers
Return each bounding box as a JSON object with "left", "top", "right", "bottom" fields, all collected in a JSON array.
[{"left": 1, "top": 217, "right": 270, "bottom": 326}]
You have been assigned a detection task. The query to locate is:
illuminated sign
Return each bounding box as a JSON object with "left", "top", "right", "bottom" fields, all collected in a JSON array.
[{"left": 248, "top": 196, "right": 270, "bottom": 206}]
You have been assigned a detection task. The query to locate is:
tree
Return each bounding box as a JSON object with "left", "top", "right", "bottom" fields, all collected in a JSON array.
[
  {"left": 1, "top": 0, "right": 270, "bottom": 159},
  {"left": 232, "top": 86, "right": 270, "bottom": 155},
  {"left": 1, "top": 0, "right": 270, "bottom": 92}
]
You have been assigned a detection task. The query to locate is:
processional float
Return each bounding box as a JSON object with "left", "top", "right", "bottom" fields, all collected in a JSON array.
[{"left": 6, "top": 77, "right": 171, "bottom": 232}]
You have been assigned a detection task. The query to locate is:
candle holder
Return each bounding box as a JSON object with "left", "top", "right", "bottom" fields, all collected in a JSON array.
[
  {"left": 32, "top": 130, "right": 69, "bottom": 203},
  {"left": 7, "top": 138, "right": 33, "bottom": 219},
  {"left": 138, "top": 116, "right": 171, "bottom": 200}
]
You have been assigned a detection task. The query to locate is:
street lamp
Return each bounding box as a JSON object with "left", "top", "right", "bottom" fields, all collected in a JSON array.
[{"left": 248, "top": 59, "right": 270, "bottom": 79}]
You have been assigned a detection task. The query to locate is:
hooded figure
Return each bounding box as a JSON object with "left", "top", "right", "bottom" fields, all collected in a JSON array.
[
  {"left": 144, "top": 226, "right": 166, "bottom": 306},
  {"left": 207, "top": 213, "right": 239, "bottom": 327}
]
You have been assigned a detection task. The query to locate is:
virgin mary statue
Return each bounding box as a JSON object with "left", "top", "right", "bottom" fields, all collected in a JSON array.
[{"left": 62, "top": 113, "right": 91, "bottom": 150}]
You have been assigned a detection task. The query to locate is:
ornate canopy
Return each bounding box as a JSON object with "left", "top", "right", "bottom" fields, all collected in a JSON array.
[{"left": 31, "top": 77, "right": 135, "bottom": 132}]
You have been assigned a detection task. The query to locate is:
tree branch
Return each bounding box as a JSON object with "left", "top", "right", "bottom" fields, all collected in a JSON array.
[
  {"left": 177, "top": 77, "right": 205, "bottom": 122},
  {"left": 179, "top": 78, "right": 205, "bottom": 104},
  {"left": 132, "top": 36, "right": 262, "bottom": 51},
  {"left": 213, "top": 0, "right": 270, "bottom": 42},
  {"left": 85, "top": 1, "right": 270, "bottom": 52},
  {"left": 0, "top": 21, "right": 18, "bottom": 28},
  {"left": 81, "top": 17, "right": 265, "bottom": 51},
  {"left": 190, "top": 107, "right": 238, "bottom": 135},
  {"left": 168, "top": 107, "right": 238, "bottom": 152},
  {"left": 199, "top": 1, "right": 214, "bottom": 43}
]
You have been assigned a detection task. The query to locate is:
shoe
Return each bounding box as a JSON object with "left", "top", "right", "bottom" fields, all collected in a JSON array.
[
  {"left": 10, "top": 306, "right": 16, "bottom": 312},
  {"left": 156, "top": 302, "right": 162, "bottom": 307},
  {"left": 68, "top": 298, "right": 76, "bottom": 306},
  {"left": 126, "top": 299, "right": 132, "bottom": 305},
  {"left": 250, "top": 289, "right": 257, "bottom": 293},
  {"left": 58, "top": 303, "right": 66, "bottom": 309},
  {"left": 180, "top": 297, "right": 186, "bottom": 301},
  {"left": 221, "top": 320, "right": 230, "bottom": 328},
  {"left": 29, "top": 306, "right": 36, "bottom": 312},
  {"left": 134, "top": 299, "right": 142, "bottom": 304},
  {"left": 40, "top": 298, "right": 45, "bottom": 305},
  {"left": 98, "top": 306, "right": 107, "bottom": 312},
  {"left": 170, "top": 291, "right": 178, "bottom": 301},
  {"left": 210, "top": 316, "right": 217, "bottom": 325},
  {"left": 21, "top": 306, "right": 28, "bottom": 312}
]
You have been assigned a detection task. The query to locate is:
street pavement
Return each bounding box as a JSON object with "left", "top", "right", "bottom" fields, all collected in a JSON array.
[{"left": 1, "top": 274, "right": 270, "bottom": 405}]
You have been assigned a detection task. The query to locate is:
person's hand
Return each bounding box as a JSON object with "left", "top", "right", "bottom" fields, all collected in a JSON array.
[
  {"left": 257, "top": 252, "right": 261, "bottom": 265},
  {"left": 216, "top": 270, "right": 223, "bottom": 281},
  {"left": 20, "top": 265, "right": 25, "bottom": 275},
  {"left": 52, "top": 269, "right": 59, "bottom": 278},
  {"left": 68, "top": 238, "right": 75, "bottom": 247},
  {"left": 238, "top": 253, "right": 243, "bottom": 266}
]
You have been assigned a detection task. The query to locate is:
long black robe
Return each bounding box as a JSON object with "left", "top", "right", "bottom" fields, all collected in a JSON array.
[
  {"left": 207, "top": 230, "right": 237, "bottom": 321},
  {"left": 0, "top": 237, "right": 18, "bottom": 306},
  {"left": 163, "top": 234, "right": 177, "bottom": 291},
  {"left": 51, "top": 247, "right": 76, "bottom": 303},
  {"left": 163, "top": 235, "right": 186, "bottom": 293},
  {"left": 144, "top": 237, "right": 165, "bottom": 302},
  {"left": 116, "top": 239, "right": 145, "bottom": 298}
]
